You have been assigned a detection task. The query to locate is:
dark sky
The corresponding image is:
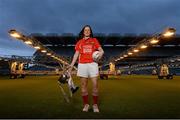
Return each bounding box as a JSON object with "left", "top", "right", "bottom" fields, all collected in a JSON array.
[{"left": 0, "top": 0, "right": 180, "bottom": 56}]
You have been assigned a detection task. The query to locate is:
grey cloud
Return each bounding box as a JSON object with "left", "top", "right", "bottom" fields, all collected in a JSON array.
[{"left": 0, "top": 0, "right": 180, "bottom": 56}]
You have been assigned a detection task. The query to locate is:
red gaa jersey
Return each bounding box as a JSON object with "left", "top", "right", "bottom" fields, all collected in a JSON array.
[{"left": 75, "top": 38, "right": 101, "bottom": 63}]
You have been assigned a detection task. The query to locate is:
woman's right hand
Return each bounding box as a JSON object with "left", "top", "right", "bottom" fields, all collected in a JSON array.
[{"left": 67, "top": 65, "right": 73, "bottom": 73}]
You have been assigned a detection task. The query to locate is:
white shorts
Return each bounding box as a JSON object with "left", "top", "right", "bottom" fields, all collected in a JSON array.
[{"left": 77, "top": 62, "right": 99, "bottom": 78}]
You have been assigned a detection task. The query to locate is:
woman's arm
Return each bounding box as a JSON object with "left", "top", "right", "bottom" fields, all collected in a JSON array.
[
  {"left": 68, "top": 51, "right": 80, "bottom": 72},
  {"left": 98, "top": 47, "right": 104, "bottom": 59}
]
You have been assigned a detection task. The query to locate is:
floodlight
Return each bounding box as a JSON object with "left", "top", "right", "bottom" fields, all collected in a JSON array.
[
  {"left": 34, "top": 46, "right": 41, "bottom": 49},
  {"left": 133, "top": 49, "right": 139, "bottom": 52},
  {"left": 140, "top": 45, "right": 148, "bottom": 49},
  {"left": 124, "top": 54, "right": 128, "bottom": 57},
  {"left": 24, "top": 41, "right": 32, "bottom": 45},
  {"left": 128, "top": 52, "right": 133, "bottom": 55},
  {"left": 9, "top": 30, "right": 22, "bottom": 38},
  {"left": 162, "top": 28, "right": 176, "bottom": 37},
  {"left": 41, "top": 50, "right": 47, "bottom": 53},
  {"left": 47, "top": 53, "right": 52, "bottom": 56},
  {"left": 150, "top": 38, "right": 159, "bottom": 44}
]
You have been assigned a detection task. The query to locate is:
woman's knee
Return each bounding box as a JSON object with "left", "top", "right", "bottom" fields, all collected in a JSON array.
[
  {"left": 81, "top": 88, "right": 88, "bottom": 96},
  {"left": 92, "top": 88, "right": 98, "bottom": 96}
]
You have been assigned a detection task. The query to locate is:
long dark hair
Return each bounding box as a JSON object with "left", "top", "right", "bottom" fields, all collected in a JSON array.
[{"left": 77, "top": 25, "right": 93, "bottom": 40}]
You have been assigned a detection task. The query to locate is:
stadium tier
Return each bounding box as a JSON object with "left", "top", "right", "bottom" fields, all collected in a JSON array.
[{"left": 32, "top": 33, "right": 180, "bottom": 66}]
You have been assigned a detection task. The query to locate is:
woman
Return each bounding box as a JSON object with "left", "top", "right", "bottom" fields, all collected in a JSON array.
[{"left": 68, "top": 25, "right": 104, "bottom": 112}]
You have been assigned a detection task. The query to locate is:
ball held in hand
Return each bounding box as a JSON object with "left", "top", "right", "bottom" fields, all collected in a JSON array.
[{"left": 92, "top": 51, "right": 100, "bottom": 62}]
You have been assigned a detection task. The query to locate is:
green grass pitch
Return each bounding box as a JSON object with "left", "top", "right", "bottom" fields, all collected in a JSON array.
[{"left": 0, "top": 75, "right": 180, "bottom": 119}]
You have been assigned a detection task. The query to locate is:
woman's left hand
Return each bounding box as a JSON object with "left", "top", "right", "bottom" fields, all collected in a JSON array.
[{"left": 97, "top": 52, "right": 103, "bottom": 60}]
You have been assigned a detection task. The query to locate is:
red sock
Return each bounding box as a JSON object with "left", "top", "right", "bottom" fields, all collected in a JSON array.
[
  {"left": 93, "top": 95, "right": 98, "bottom": 105},
  {"left": 82, "top": 95, "right": 88, "bottom": 105}
]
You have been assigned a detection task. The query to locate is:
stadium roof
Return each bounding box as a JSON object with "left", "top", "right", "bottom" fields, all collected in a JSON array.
[{"left": 30, "top": 33, "right": 180, "bottom": 47}]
